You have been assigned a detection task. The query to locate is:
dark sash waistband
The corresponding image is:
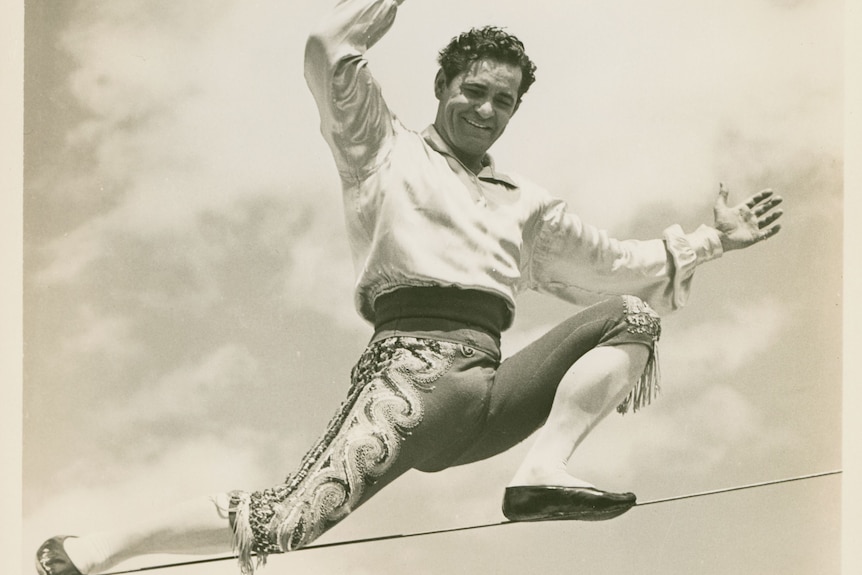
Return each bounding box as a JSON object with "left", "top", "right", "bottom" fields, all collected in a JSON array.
[{"left": 373, "top": 287, "right": 510, "bottom": 339}]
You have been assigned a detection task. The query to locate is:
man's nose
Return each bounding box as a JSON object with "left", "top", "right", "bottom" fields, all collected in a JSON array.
[{"left": 476, "top": 100, "right": 494, "bottom": 119}]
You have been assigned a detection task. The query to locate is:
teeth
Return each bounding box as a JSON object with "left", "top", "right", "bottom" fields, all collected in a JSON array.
[{"left": 465, "top": 119, "right": 490, "bottom": 129}]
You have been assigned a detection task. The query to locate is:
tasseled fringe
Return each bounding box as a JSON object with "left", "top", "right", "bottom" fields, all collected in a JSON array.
[
  {"left": 228, "top": 491, "right": 262, "bottom": 575},
  {"left": 617, "top": 346, "right": 661, "bottom": 415}
]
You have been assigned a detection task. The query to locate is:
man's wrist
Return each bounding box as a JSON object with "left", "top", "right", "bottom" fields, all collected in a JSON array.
[{"left": 689, "top": 224, "right": 725, "bottom": 261}]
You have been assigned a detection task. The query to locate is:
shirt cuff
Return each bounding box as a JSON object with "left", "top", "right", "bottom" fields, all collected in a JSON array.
[{"left": 686, "top": 224, "right": 724, "bottom": 263}]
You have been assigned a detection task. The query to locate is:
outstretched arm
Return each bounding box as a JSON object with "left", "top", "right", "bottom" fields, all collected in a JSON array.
[
  {"left": 713, "top": 184, "right": 784, "bottom": 252},
  {"left": 524, "top": 196, "right": 725, "bottom": 315}
]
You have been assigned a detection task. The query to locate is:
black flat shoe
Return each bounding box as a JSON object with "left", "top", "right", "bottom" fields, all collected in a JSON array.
[
  {"left": 502, "top": 485, "right": 637, "bottom": 522},
  {"left": 36, "top": 536, "right": 83, "bottom": 575}
]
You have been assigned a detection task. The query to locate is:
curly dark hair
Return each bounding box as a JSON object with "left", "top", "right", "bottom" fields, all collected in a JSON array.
[{"left": 437, "top": 26, "right": 537, "bottom": 103}]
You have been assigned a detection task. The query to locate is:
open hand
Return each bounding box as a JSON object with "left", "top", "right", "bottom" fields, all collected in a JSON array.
[{"left": 713, "top": 184, "right": 783, "bottom": 252}]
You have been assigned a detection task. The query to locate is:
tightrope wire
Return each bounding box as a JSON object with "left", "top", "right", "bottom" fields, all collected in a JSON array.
[{"left": 101, "top": 469, "right": 841, "bottom": 574}]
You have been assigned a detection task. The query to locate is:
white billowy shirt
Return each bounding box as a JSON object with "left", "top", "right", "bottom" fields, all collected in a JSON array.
[{"left": 304, "top": 0, "right": 723, "bottom": 329}]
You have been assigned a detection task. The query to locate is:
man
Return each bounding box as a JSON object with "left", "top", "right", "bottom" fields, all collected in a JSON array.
[{"left": 36, "top": 1, "right": 782, "bottom": 574}]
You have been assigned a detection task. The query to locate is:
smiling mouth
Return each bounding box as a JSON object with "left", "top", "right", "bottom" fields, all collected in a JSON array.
[{"left": 464, "top": 118, "right": 492, "bottom": 130}]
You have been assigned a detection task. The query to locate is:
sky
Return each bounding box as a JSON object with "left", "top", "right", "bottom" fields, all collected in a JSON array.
[{"left": 13, "top": 0, "right": 852, "bottom": 573}]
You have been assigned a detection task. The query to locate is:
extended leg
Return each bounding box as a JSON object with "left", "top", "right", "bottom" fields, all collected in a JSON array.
[
  {"left": 39, "top": 337, "right": 473, "bottom": 575},
  {"left": 49, "top": 496, "right": 235, "bottom": 575}
]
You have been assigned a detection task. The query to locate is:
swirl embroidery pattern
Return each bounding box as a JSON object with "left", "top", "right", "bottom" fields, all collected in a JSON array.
[{"left": 230, "top": 337, "right": 456, "bottom": 574}]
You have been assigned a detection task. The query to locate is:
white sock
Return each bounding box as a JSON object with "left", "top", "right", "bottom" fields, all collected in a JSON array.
[
  {"left": 62, "top": 534, "right": 114, "bottom": 575},
  {"left": 59, "top": 495, "right": 235, "bottom": 573}
]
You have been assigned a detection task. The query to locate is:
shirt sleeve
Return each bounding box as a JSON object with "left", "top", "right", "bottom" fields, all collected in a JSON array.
[
  {"left": 304, "top": 0, "right": 405, "bottom": 179},
  {"left": 525, "top": 199, "right": 724, "bottom": 314}
]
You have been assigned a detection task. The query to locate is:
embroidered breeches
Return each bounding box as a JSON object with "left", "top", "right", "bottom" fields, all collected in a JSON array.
[{"left": 228, "top": 295, "right": 660, "bottom": 573}]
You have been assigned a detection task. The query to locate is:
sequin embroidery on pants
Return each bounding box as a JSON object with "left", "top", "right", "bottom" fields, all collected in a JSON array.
[
  {"left": 230, "top": 337, "right": 457, "bottom": 574},
  {"left": 621, "top": 294, "right": 661, "bottom": 340}
]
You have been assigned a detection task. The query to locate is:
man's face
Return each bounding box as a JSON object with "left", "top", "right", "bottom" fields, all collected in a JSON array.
[{"left": 434, "top": 58, "right": 522, "bottom": 168}]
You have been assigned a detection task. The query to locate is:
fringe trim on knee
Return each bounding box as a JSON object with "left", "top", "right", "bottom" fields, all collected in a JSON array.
[
  {"left": 617, "top": 295, "right": 662, "bottom": 415},
  {"left": 616, "top": 346, "right": 661, "bottom": 414},
  {"left": 227, "top": 491, "right": 260, "bottom": 575}
]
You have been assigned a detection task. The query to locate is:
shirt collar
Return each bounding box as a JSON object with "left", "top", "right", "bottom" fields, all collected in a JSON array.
[{"left": 421, "top": 125, "right": 519, "bottom": 189}]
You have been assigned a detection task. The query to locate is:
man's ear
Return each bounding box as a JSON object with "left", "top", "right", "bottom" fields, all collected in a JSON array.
[{"left": 434, "top": 69, "right": 447, "bottom": 99}]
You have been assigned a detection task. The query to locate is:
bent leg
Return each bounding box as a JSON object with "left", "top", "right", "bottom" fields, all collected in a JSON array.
[
  {"left": 452, "top": 295, "right": 661, "bottom": 471},
  {"left": 500, "top": 335, "right": 655, "bottom": 522},
  {"left": 465, "top": 295, "right": 661, "bottom": 522},
  {"left": 508, "top": 343, "right": 650, "bottom": 488}
]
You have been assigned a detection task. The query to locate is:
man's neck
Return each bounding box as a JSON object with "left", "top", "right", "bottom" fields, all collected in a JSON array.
[{"left": 459, "top": 157, "right": 484, "bottom": 175}]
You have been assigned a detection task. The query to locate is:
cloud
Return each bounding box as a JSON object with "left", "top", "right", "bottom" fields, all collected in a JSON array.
[
  {"left": 23, "top": 432, "right": 278, "bottom": 570},
  {"left": 280, "top": 211, "right": 369, "bottom": 331},
  {"left": 31, "top": 0, "right": 371, "bottom": 332},
  {"left": 38, "top": 0, "right": 333, "bottom": 278},
  {"left": 101, "top": 343, "right": 262, "bottom": 429},
  {"left": 481, "top": 0, "right": 842, "bottom": 230},
  {"left": 59, "top": 303, "right": 143, "bottom": 360},
  {"left": 560, "top": 375, "right": 794, "bottom": 501},
  {"left": 661, "top": 298, "right": 788, "bottom": 388},
  {"left": 505, "top": 297, "right": 787, "bottom": 385},
  {"left": 36, "top": 224, "right": 105, "bottom": 284}
]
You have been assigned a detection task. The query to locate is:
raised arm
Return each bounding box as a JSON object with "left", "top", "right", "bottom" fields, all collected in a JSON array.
[{"left": 304, "top": 0, "right": 406, "bottom": 177}]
